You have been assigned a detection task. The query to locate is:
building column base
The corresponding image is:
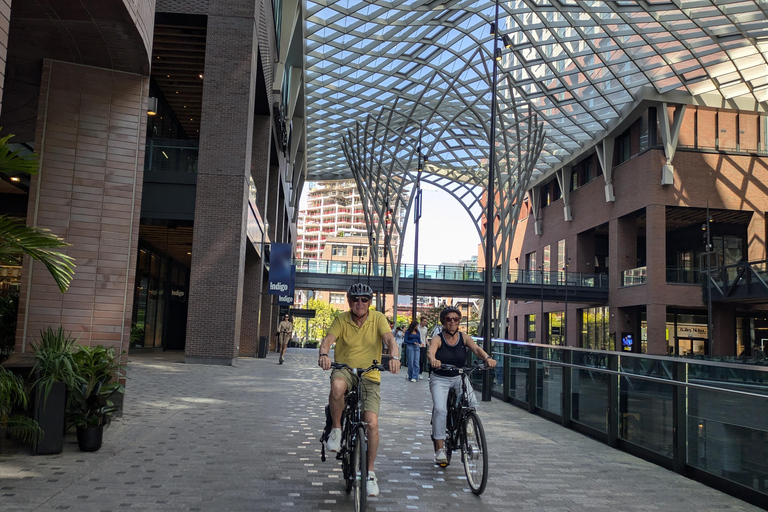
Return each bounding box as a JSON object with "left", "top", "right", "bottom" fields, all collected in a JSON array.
[{"left": 185, "top": 356, "right": 238, "bottom": 366}]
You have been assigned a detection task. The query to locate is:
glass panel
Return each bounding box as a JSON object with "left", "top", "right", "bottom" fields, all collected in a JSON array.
[
  {"left": 688, "top": 375, "right": 768, "bottom": 492},
  {"left": 506, "top": 344, "right": 529, "bottom": 404},
  {"left": 619, "top": 357, "right": 674, "bottom": 457},
  {"left": 571, "top": 351, "right": 609, "bottom": 433},
  {"left": 536, "top": 347, "right": 563, "bottom": 417}
]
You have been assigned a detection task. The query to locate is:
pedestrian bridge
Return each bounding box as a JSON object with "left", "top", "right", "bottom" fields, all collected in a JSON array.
[
  {"left": 294, "top": 258, "right": 609, "bottom": 303},
  {"left": 1, "top": 347, "right": 764, "bottom": 510}
]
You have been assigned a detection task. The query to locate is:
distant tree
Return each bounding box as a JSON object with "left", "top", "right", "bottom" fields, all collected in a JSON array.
[{"left": 292, "top": 298, "right": 340, "bottom": 344}]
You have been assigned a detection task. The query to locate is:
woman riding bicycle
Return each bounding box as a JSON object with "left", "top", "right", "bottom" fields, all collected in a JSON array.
[{"left": 427, "top": 306, "right": 497, "bottom": 465}]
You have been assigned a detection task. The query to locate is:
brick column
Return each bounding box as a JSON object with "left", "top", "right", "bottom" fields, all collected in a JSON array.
[
  {"left": 712, "top": 304, "right": 736, "bottom": 356},
  {"left": 16, "top": 60, "right": 147, "bottom": 360},
  {"left": 185, "top": 13, "right": 257, "bottom": 365},
  {"left": 239, "top": 245, "right": 260, "bottom": 356},
  {"left": 645, "top": 204, "right": 668, "bottom": 354},
  {"left": 260, "top": 163, "right": 281, "bottom": 346},
  {"left": 242, "top": 114, "right": 272, "bottom": 356}
]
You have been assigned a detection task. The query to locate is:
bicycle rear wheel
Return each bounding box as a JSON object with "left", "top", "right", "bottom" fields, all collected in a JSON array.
[
  {"left": 462, "top": 411, "right": 488, "bottom": 495},
  {"left": 352, "top": 425, "right": 368, "bottom": 512}
]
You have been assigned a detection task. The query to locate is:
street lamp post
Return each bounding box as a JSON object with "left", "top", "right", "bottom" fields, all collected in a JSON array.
[
  {"left": 704, "top": 206, "right": 713, "bottom": 355},
  {"left": 482, "top": 0, "right": 502, "bottom": 402},
  {"left": 382, "top": 203, "right": 392, "bottom": 314},
  {"left": 563, "top": 256, "right": 570, "bottom": 346},
  {"left": 539, "top": 265, "right": 545, "bottom": 344},
  {"left": 412, "top": 146, "right": 424, "bottom": 322}
]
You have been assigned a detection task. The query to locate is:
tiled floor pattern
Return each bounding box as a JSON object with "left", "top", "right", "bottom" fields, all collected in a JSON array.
[{"left": 0, "top": 349, "right": 761, "bottom": 511}]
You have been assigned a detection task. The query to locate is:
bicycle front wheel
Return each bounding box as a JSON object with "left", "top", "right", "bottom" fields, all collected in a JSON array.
[
  {"left": 353, "top": 425, "right": 368, "bottom": 512},
  {"left": 462, "top": 411, "right": 488, "bottom": 495}
]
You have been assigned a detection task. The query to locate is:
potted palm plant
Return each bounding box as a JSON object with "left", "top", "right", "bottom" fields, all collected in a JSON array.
[
  {"left": 67, "top": 344, "right": 125, "bottom": 452},
  {"left": 29, "top": 326, "right": 81, "bottom": 454},
  {"left": 0, "top": 366, "right": 43, "bottom": 449}
]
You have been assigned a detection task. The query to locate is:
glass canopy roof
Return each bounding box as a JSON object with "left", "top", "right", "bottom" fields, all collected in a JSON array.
[{"left": 304, "top": 0, "right": 768, "bottom": 182}]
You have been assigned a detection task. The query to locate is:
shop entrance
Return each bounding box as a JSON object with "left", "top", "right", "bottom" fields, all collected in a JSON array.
[{"left": 673, "top": 337, "right": 706, "bottom": 356}]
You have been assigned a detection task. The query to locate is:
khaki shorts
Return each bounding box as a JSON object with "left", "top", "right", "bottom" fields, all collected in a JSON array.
[{"left": 331, "top": 369, "right": 381, "bottom": 416}]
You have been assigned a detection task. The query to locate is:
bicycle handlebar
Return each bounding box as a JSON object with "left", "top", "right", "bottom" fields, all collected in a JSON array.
[
  {"left": 436, "top": 361, "right": 490, "bottom": 372},
  {"left": 330, "top": 360, "right": 389, "bottom": 374}
]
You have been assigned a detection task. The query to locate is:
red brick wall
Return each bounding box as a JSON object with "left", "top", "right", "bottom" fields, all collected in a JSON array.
[
  {"left": 16, "top": 60, "right": 147, "bottom": 359},
  {"left": 511, "top": 105, "right": 768, "bottom": 355}
]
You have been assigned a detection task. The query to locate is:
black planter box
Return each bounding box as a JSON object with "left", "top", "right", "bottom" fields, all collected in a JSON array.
[{"left": 33, "top": 381, "right": 66, "bottom": 455}]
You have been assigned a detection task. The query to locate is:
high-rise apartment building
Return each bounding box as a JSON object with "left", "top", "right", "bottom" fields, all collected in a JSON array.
[{"left": 297, "top": 181, "right": 401, "bottom": 260}]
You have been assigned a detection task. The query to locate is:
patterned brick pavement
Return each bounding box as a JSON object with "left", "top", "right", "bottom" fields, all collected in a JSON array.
[{"left": 0, "top": 349, "right": 761, "bottom": 511}]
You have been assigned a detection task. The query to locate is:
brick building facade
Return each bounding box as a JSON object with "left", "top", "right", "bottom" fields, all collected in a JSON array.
[
  {"left": 508, "top": 101, "right": 768, "bottom": 357},
  {"left": 0, "top": 1, "right": 305, "bottom": 368}
]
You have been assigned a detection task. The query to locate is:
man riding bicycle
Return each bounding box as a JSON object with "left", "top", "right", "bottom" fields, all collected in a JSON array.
[
  {"left": 318, "top": 283, "right": 401, "bottom": 497},
  {"left": 427, "top": 306, "right": 496, "bottom": 465}
]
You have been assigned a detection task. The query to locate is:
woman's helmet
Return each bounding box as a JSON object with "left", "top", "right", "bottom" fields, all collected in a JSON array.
[
  {"left": 439, "top": 306, "right": 462, "bottom": 324},
  {"left": 347, "top": 283, "right": 373, "bottom": 298}
]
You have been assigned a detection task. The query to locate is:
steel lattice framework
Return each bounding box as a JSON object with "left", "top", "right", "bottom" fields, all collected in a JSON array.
[
  {"left": 340, "top": 47, "right": 545, "bottom": 329},
  {"left": 305, "top": 0, "right": 768, "bottom": 183}
]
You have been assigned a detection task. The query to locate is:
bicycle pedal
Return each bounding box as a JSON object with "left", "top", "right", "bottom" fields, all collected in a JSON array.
[
  {"left": 438, "top": 462, "right": 449, "bottom": 468},
  {"left": 335, "top": 452, "right": 343, "bottom": 460}
]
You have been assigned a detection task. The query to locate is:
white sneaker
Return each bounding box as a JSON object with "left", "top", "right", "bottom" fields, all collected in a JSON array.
[
  {"left": 435, "top": 448, "right": 448, "bottom": 465},
  {"left": 410, "top": 378, "right": 417, "bottom": 383},
  {"left": 326, "top": 428, "right": 341, "bottom": 452},
  {"left": 367, "top": 472, "right": 379, "bottom": 497}
]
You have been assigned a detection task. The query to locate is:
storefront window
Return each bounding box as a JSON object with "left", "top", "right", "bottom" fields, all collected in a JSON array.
[
  {"left": 526, "top": 314, "right": 536, "bottom": 343},
  {"left": 548, "top": 311, "right": 563, "bottom": 345},
  {"left": 581, "top": 306, "right": 610, "bottom": 350}
]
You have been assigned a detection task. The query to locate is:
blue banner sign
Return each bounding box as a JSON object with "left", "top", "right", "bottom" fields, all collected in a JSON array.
[
  {"left": 268, "top": 243, "right": 292, "bottom": 296},
  {"left": 277, "top": 265, "right": 295, "bottom": 305}
]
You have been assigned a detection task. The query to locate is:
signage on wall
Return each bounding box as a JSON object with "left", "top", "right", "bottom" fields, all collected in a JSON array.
[
  {"left": 276, "top": 264, "right": 295, "bottom": 306},
  {"left": 268, "top": 243, "right": 293, "bottom": 296},
  {"left": 676, "top": 324, "right": 707, "bottom": 338}
]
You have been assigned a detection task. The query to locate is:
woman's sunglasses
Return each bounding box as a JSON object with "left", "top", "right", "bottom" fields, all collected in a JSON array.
[
  {"left": 444, "top": 316, "right": 461, "bottom": 323},
  {"left": 350, "top": 296, "right": 370, "bottom": 303}
]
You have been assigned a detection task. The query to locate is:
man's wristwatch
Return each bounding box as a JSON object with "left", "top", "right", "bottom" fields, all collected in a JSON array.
[
  {"left": 484, "top": 356, "right": 492, "bottom": 361},
  {"left": 390, "top": 356, "right": 400, "bottom": 361}
]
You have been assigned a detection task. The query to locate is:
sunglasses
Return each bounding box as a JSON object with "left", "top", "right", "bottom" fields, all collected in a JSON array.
[
  {"left": 350, "top": 296, "right": 370, "bottom": 303},
  {"left": 444, "top": 316, "right": 461, "bottom": 323}
]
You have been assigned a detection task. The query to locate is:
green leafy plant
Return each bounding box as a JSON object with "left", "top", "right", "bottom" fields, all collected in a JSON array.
[
  {"left": 67, "top": 345, "right": 126, "bottom": 428},
  {"left": 0, "top": 366, "right": 42, "bottom": 444},
  {"left": 29, "top": 326, "right": 82, "bottom": 406},
  {"left": 0, "top": 130, "right": 75, "bottom": 293}
]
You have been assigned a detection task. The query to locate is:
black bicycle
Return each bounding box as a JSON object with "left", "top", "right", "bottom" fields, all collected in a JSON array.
[
  {"left": 437, "top": 362, "right": 489, "bottom": 495},
  {"left": 320, "top": 361, "right": 387, "bottom": 512}
]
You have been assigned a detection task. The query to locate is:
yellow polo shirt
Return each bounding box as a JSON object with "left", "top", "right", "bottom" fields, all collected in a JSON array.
[{"left": 328, "top": 309, "right": 390, "bottom": 383}]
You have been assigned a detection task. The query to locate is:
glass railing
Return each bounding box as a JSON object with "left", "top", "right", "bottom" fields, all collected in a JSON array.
[
  {"left": 621, "top": 266, "right": 646, "bottom": 286},
  {"left": 144, "top": 138, "right": 199, "bottom": 173},
  {"left": 667, "top": 266, "right": 702, "bottom": 284},
  {"left": 472, "top": 339, "right": 768, "bottom": 508},
  {"left": 293, "top": 259, "right": 609, "bottom": 288}
]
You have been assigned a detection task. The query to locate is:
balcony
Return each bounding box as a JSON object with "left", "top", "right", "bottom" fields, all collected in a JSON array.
[
  {"left": 622, "top": 266, "right": 647, "bottom": 286},
  {"left": 145, "top": 138, "right": 198, "bottom": 173}
]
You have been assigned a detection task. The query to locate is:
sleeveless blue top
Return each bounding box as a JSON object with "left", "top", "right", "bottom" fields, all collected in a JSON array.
[{"left": 432, "top": 331, "right": 467, "bottom": 377}]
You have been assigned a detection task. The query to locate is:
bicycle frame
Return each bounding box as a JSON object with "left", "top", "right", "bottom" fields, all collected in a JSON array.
[
  {"left": 320, "top": 361, "right": 387, "bottom": 511},
  {"left": 438, "top": 362, "right": 489, "bottom": 495}
]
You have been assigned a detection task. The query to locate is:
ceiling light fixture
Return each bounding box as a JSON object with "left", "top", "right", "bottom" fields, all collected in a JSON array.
[{"left": 147, "top": 97, "right": 158, "bottom": 116}]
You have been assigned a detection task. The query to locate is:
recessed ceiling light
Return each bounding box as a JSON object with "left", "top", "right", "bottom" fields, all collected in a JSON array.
[
  {"left": 199, "top": 74, "right": 204, "bottom": 79},
  {"left": 10, "top": 176, "right": 20, "bottom": 182}
]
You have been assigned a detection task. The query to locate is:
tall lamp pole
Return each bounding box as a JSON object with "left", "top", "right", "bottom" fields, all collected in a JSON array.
[
  {"left": 482, "top": 0, "right": 502, "bottom": 402},
  {"left": 382, "top": 202, "right": 391, "bottom": 313},
  {"left": 705, "top": 205, "right": 713, "bottom": 356},
  {"left": 412, "top": 145, "right": 424, "bottom": 322}
]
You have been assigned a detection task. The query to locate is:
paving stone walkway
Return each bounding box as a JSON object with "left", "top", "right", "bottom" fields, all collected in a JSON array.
[{"left": 0, "top": 348, "right": 762, "bottom": 511}]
